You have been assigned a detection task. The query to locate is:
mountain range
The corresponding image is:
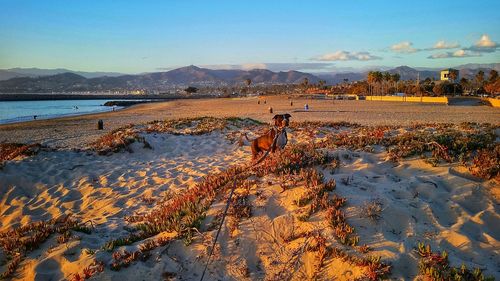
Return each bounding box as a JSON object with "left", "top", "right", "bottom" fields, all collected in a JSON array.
[
  {"left": 0, "top": 64, "right": 498, "bottom": 93},
  {"left": 0, "top": 68, "right": 124, "bottom": 81},
  {"left": 0, "top": 66, "right": 321, "bottom": 93}
]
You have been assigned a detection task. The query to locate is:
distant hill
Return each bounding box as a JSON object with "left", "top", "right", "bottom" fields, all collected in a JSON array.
[
  {"left": 0, "top": 68, "right": 125, "bottom": 80},
  {"left": 453, "top": 63, "right": 500, "bottom": 71},
  {"left": 387, "top": 66, "right": 439, "bottom": 80},
  {"left": 0, "top": 73, "right": 89, "bottom": 92},
  {"left": 0, "top": 70, "right": 26, "bottom": 81},
  {"left": 0, "top": 65, "right": 320, "bottom": 93},
  {"left": 315, "top": 72, "right": 366, "bottom": 84}
]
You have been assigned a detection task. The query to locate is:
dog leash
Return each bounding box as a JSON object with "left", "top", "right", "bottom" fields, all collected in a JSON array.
[
  {"left": 200, "top": 181, "right": 236, "bottom": 281},
  {"left": 200, "top": 130, "right": 283, "bottom": 281}
]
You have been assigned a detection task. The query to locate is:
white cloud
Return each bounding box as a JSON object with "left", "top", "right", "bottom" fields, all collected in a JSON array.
[
  {"left": 476, "top": 34, "right": 496, "bottom": 48},
  {"left": 390, "top": 41, "right": 419, "bottom": 53},
  {"left": 432, "top": 40, "right": 460, "bottom": 49},
  {"left": 315, "top": 51, "right": 381, "bottom": 61},
  {"left": 466, "top": 34, "right": 498, "bottom": 53},
  {"left": 240, "top": 63, "right": 268, "bottom": 70},
  {"left": 427, "top": 49, "right": 481, "bottom": 59}
]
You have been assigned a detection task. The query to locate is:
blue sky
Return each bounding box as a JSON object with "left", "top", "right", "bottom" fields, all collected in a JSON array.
[{"left": 1, "top": 0, "right": 499, "bottom": 73}]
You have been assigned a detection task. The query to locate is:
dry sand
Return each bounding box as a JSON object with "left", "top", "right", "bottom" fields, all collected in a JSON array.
[{"left": 0, "top": 98, "right": 499, "bottom": 280}]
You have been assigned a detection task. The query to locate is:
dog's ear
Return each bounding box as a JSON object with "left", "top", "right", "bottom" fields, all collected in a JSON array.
[
  {"left": 284, "top": 113, "right": 291, "bottom": 118},
  {"left": 272, "top": 114, "right": 280, "bottom": 120}
]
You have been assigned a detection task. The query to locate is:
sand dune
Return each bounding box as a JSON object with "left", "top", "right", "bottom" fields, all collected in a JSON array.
[{"left": 0, "top": 118, "right": 498, "bottom": 280}]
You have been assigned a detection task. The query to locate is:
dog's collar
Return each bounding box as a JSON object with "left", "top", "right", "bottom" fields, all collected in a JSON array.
[{"left": 273, "top": 125, "right": 286, "bottom": 132}]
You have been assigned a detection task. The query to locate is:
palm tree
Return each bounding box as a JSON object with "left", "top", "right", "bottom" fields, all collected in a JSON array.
[
  {"left": 374, "top": 71, "right": 383, "bottom": 95},
  {"left": 448, "top": 71, "right": 458, "bottom": 95},
  {"left": 367, "top": 71, "right": 376, "bottom": 95},
  {"left": 448, "top": 71, "right": 457, "bottom": 82},
  {"left": 476, "top": 70, "right": 485, "bottom": 85},
  {"left": 391, "top": 73, "right": 400, "bottom": 92},
  {"left": 460, "top": 78, "right": 469, "bottom": 94},
  {"left": 302, "top": 77, "right": 309, "bottom": 88},
  {"left": 489, "top": 69, "right": 498, "bottom": 82},
  {"left": 244, "top": 78, "right": 252, "bottom": 94},
  {"left": 382, "top": 72, "right": 391, "bottom": 95},
  {"left": 244, "top": 78, "right": 251, "bottom": 87},
  {"left": 475, "top": 70, "right": 485, "bottom": 95}
]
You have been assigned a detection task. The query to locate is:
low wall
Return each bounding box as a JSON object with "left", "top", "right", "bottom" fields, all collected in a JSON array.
[
  {"left": 365, "top": 96, "right": 448, "bottom": 104},
  {"left": 486, "top": 98, "right": 500, "bottom": 108}
]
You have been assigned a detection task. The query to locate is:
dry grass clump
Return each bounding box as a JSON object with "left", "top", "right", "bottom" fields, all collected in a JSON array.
[
  {"left": 145, "top": 117, "right": 228, "bottom": 135},
  {"left": 90, "top": 125, "right": 151, "bottom": 155},
  {"left": 0, "top": 143, "right": 42, "bottom": 167},
  {"left": 70, "top": 260, "right": 104, "bottom": 281},
  {"left": 288, "top": 232, "right": 390, "bottom": 280},
  {"left": 104, "top": 237, "right": 172, "bottom": 274},
  {"left": 416, "top": 243, "right": 494, "bottom": 280},
  {"left": 325, "top": 201, "right": 359, "bottom": 246},
  {"left": 0, "top": 215, "right": 92, "bottom": 279},
  {"left": 227, "top": 185, "right": 252, "bottom": 237},
  {"left": 293, "top": 169, "right": 339, "bottom": 222},
  {"left": 321, "top": 125, "right": 394, "bottom": 149},
  {"left": 362, "top": 199, "right": 384, "bottom": 222},
  {"left": 468, "top": 144, "right": 500, "bottom": 180}
]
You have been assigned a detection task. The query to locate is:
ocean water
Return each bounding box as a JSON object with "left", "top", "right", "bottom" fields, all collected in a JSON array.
[{"left": 0, "top": 99, "right": 124, "bottom": 124}]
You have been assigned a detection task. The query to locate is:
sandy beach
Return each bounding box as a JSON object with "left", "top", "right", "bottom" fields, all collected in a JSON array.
[
  {"left": 0, "top": 96, "right": 499, "bottom": 149},
  {"left": 0, "top": 98, "right": 499, "bottom": 280}
]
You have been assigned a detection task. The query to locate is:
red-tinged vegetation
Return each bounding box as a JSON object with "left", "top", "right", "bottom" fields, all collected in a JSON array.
[
  {"left": 0, "top": 143, "right": 42, "bottom": 167},
  {"left": 416, "top": 243, "right": 494, "bottom": 280},
  {"left": 70, "top": 260, "right": 104, "bottom": 281},
  {"left": 145, "top": 117, "right": 263, "bottom": 135},
  {"left": 227, "top": 185, "right": 252, "bottom": 237},
  {"left": 145, "top": 117, "right": 228, "bottom": 135},
  {"left": 469, "top": 145, "right": 500, "bottom": 180},
  {"left": 314, "top": 122, "right": 498, "bottom": 178},
  {"left": 110, "top": 237, "right": 172, "bottom": 271},
  {"left": 90, "top": 125, "right": 151, "bottom": 155},
  {"left": 0, "top": 215, "right": 92, "bottom": 279},
  {"left": 299, "top": 232, "right": 390, "bottom": 280}
]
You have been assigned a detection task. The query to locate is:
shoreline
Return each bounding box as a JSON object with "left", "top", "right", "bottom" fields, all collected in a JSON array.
[
  {"left": 0, "top": 99, "right": 168, "bottom": 125},
  {"left": 0, "top": 93, "right": 208, "bottom": 101},
  {"left": 0, "top": 105, "right": 123, "bottom": 126}
]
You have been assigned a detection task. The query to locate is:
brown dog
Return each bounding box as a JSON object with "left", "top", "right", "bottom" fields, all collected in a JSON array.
[{"left": 251, "top": 114, "right": 291, "bottom": 159}]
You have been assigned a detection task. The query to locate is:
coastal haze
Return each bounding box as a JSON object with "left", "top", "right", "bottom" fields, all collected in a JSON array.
[{"left": 0, "top": 1, "right": 499, "bottom": 281}]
